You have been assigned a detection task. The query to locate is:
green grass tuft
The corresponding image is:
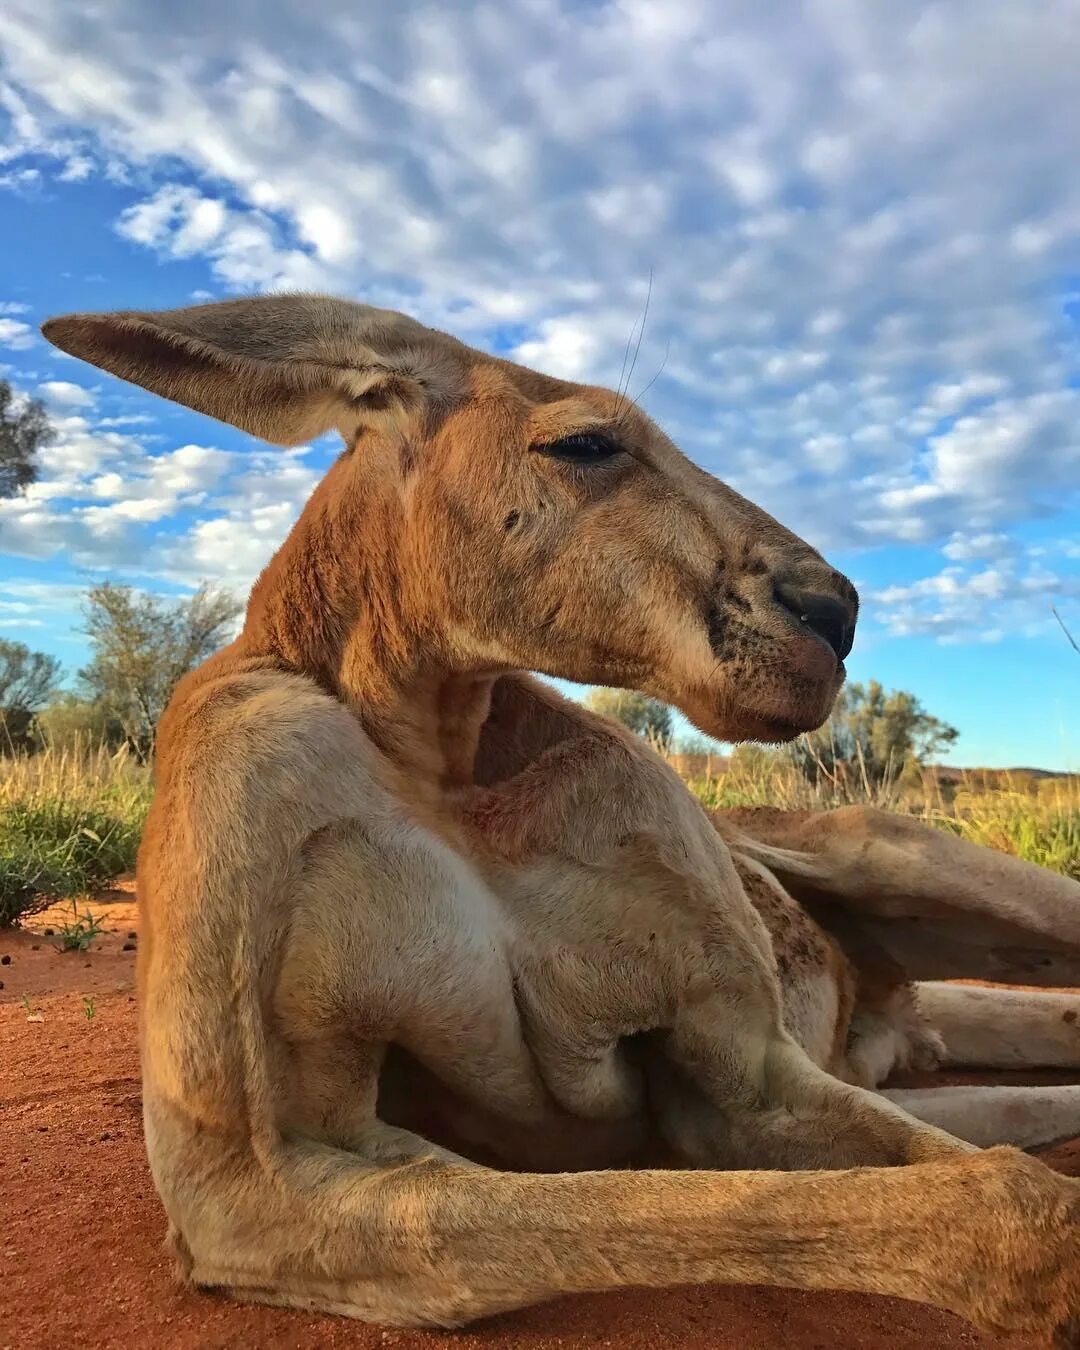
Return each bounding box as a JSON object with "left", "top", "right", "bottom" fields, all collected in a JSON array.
[{"left": 0, "top": 740, "right": 150, "bottom": 927}]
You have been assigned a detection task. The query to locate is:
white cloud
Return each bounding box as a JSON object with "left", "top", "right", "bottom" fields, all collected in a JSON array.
[
  {"left": 923, "top": 375, "right": 1009, "bottom": 419},
  {"left": 0, "top": 369, "right": 314, "bottom": 581},
  {"left": 511, "top": 317, "right": 605, "bottom": 382},
  {"left": 0, "top": 164, "right": 40, "bottom": 191},
  {"left": 116, "top": 184, "right": 329, "bottom": 291},
  {"left": 37, "top": 379, "right": 96, "bottom": 409},
  {"left": 0, "top": 382, "right": 319, "bottom": 596},
  {"left": 0, "top": 580, "right": 92, "bottom": 642},
  {"left": 711, "top": 142, "right": 777, "bottom": 208},
  {"left": 928, "top": 390, "right": 1080, "bottom": 511},
  {"left": 0, "top": 579, "right": 90, "bottom": 614},
  {"left": 157, "top": 446, "right": 320, "bottom": 588},
  {"left": 33, "top": 412, "right": 133, "bottom": 478},
  {"left": 95, "top": 413, "right": 154, "bottom": 427},
  {"left": 57, "top": 153, "right": 93, "bottom": 181},
  {"left": 164, "top": 500, "right": 306, "bottom": 590},
  {"left": 0, "top": 316, "right": 34, "bottom": 349},
  {"left": 942, "top": 531, "right": 1013, "bottom": 562},
  {"left": 872, "top": 541, "right": 1080, "bottom": 644}
]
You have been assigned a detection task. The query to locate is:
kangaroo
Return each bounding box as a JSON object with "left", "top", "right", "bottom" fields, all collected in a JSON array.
[{"left": 43, "top": 295, "right": 1080, "bottom": 1343}]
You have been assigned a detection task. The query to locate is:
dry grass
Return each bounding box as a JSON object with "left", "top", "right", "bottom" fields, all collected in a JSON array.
[
  {"left": 675, "top": 743, "right": 1080, "bottom": 879},
  {"left": 0, "top": 739, "right": 151, "bottom": 926},
  {"left": 941, "top": 776, "right": 1080, "bottom": 875}
]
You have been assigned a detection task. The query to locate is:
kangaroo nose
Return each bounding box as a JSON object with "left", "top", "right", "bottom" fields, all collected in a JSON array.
[{"left": 772, "top": 581, "right": 856, "bottom": 661}]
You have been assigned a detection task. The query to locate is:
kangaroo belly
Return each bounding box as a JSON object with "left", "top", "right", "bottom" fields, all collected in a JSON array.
[{"left": 730, "top": 853, "right": 855, "bottom": 1075}]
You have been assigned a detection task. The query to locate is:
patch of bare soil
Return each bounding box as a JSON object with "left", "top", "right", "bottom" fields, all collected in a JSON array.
[{"left": 2, "top": 897, "right": 1077, "bottom": 1350}]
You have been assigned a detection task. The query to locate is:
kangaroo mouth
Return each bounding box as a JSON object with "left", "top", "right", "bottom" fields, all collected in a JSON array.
[{"left": 680, "top": 621, "right": 847, "bottom": 744}]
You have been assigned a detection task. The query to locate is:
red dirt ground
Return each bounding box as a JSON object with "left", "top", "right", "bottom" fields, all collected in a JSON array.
[{"left": 3, "top": 883, "right": 1078, "bottom": 1350}]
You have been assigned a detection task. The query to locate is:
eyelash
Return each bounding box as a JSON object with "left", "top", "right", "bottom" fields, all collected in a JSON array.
[{"left": 532, "top": 431, "right": 620, "bottom": 463}]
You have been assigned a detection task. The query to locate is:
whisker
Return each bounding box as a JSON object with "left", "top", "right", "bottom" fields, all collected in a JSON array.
[
  {"left": 615, "top": 316, "right": 638, "bottom": 410},
  {"left": 629, "top": 335, "right": 672, "bottom": 410},
  {"left": 613, "top": 269, "right": 654, "bottom": 427},
  {"left": 620, "top": 269, "right": 652, "bottom": 416}
]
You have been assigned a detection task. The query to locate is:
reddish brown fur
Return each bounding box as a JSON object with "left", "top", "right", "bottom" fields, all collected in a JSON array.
[{"left": 39, "top": 295, "right": 1080, "bottom": 1344}]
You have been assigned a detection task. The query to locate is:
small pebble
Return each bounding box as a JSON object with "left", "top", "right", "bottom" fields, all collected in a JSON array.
[
  {"left": 0, "top": 953, "right": 10, "bottom": 965},
  {"left": 30, "top": 944, "right": 40, "bottom": 951},
  {"left": 43, "top": 927, "right": 54, "bottom": 936},
  {"left": 122, "top": 941, "right": 136, "bottom": 951},
  {"left": 127, "top": 931, "right": 137, "bottom": 940}
]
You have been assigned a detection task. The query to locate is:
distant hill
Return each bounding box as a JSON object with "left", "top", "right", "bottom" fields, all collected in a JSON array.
[
  {"left": 925, "top": 764, "right": 1076, "bottom": 785},
  {"left": 663, "top": 754, "right": 1076, "bottom": 786}
]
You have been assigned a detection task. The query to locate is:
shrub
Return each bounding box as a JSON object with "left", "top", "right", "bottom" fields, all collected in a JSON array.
[
  {"left": 583, "top": 687, "right": 673, "bottom": 748},
  {"left": 0, "top": 741, "right": 150, "bottom": 927},
  {"left": 0, "top": 799, "right": 145, "bottom": 927}
]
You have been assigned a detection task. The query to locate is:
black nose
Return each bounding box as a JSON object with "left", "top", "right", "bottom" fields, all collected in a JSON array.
[{"left": 773, "top": 582, "right": 856, "bottom": 661}]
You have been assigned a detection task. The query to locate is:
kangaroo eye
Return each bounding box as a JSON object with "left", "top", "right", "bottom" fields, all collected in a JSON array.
[{"left": 533, "top": 431, "right": 620, "bottom": 463}]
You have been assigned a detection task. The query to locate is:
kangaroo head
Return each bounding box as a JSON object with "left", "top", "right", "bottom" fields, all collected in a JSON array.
[{"left": 43, "top": 294, "right": 856, "bottom": 742}]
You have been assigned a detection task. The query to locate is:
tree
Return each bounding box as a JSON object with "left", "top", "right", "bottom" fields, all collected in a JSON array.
[
  {"left": 79, "top": 582, "right": 243, "bottom": 758},
  {"left": 794, "top": 680, "right": 958, "bottom": 786},
  {"left": 0, "top": 379, "right": 49, "bottom": 499},
  {"left": 584, "top": 687, "right": 673, "bottom": 748},
  {"left": 34, "top": 693, "right": 124, "bottom": 752},
  {"left": 0, "top": 638, "right": 62, "bottom": 748}
]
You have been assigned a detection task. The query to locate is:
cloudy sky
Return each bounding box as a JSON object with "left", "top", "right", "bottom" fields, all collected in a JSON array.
[{"left": 0, "top": 0, "right": 1078, "bottom": 766}]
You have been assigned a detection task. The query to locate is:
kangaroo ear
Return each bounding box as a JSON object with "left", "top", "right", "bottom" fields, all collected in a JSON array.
[{"left": 41, "top": 293, "right": 466, "bottom": 446}]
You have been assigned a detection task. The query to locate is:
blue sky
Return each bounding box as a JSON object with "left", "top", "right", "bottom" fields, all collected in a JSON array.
[{"left": 0, "top": 1, "right": 1078, "bottom": 768}]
